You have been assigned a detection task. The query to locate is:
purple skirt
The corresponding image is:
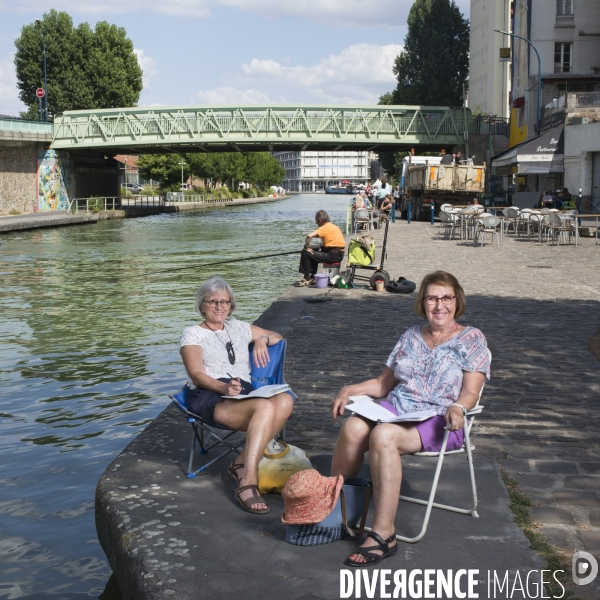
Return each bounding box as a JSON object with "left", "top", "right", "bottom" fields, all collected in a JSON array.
[{"left": 378, "top": 401, "right": 465, "bottom": 453}]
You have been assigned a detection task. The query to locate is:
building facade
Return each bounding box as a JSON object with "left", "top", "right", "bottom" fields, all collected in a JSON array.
[
  {"left": 511, "top": 0, "right": 600, "bottom": 142},
  {"left": 506, "top": 0, "right": 600, "bottom": 206},
  {"left": 272, "top": 150, "right": 377, "bottom": 192},
  {"left": 469, "top": 0, "right": 511, "bottom": 119}
]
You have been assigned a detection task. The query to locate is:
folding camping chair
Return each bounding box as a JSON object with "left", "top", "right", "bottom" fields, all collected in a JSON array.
[
  {"left": 170, "top": 339, "right": 294, "bottom": 478},
  {"left": 364, "top": 350, "right": 492, "bottom": 543}
]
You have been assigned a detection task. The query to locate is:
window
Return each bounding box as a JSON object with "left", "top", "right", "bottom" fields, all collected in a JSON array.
[
  {"left": 556, "top": 0, "right": 573, "bottom": 15},
  {"left": 554, "top": 43, "right": 572, "bottom": 73}
]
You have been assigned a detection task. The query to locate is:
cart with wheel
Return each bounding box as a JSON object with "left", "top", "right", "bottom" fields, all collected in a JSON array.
[{"left": 347, "top": 216, "right": 391, "bottom": 290}]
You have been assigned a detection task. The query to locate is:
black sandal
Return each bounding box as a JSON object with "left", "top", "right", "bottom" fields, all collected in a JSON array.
[
  {"left": 236, "top": 484, "right": 270, "bottom": 515},
  {"left": 228, "top": 460, "right": 244, "bottom": 485},
  {"left": 344, "top": 531, "right": 397, "bottom": 567}
]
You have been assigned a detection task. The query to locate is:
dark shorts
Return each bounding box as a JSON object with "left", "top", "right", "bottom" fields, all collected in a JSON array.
[
  {"left": 377, "top": 402, "right": 465, "bottom": 453},
  {"left": 186, "top": 378, "right": 252, "bottom": 424}
]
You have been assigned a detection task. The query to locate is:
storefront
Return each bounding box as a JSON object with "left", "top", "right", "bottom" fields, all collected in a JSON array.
[{"left": 491, "top": 126, "right": 564, "bottom": 208}]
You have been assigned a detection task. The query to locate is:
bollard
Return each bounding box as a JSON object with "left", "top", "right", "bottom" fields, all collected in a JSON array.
[
  {"left": 407, "top": 200, "right": 411, "bottom": 224},
  {"left": 430, "top": 203, "right": 435, "bottom": 226},
  {"left": 578, "top": 188, "right": 582, "bottom": 226}
]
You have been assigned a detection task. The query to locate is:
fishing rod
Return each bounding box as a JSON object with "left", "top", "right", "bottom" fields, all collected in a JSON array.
[{"left": 136, "top": 249, "right": 302, "bottom": 279}]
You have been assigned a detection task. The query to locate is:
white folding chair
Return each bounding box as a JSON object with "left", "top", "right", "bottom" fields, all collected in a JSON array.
[{"left": 364, "top": 351, "right": 491, "bottom": 544}]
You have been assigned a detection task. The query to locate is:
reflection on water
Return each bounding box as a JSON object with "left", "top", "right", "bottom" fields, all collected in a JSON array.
[{"left": 0, "top": 194, "right": 349, "bottom": 598}]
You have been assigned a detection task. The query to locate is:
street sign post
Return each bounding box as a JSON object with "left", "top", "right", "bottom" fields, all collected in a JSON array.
[{"left": 36, "top": 88, "right": 45, "bottom": 121}]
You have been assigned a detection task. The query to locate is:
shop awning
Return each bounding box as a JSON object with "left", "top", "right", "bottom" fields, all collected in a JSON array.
[{"left": 491, "top": 126, "right": 564, "bottom": 174}]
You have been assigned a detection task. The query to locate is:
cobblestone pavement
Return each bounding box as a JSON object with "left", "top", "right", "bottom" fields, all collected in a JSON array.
[{"left": 282, "top": 219, "right": 600, "bottom": 597}]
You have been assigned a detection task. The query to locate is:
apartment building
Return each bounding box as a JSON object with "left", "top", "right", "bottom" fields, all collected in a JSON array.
[{"left": 469, "top": 0, "right": 511, "bottom": 119}]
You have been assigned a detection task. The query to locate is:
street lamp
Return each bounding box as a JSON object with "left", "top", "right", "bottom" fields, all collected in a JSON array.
[
  {"left": 179, "top": 160, "right": 186, "bottom": 193},
  {"left": 35, "top": 19, "right": 49, "bottom": 122},
  {"left": 494, "top": 29, "right": 541, "bottom": 135}
]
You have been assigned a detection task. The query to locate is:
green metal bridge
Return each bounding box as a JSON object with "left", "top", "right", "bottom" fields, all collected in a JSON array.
[{"left": 50, "top": 105, "right": 476, "bottom": 154}]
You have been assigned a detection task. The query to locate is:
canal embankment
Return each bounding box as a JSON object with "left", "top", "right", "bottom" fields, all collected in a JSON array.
[
  {"left": 92, "top": 214, "right": 600, "bottom": 599},
  {"left": 95, "top": 281, "right": 545, "bottom": 600},
  {"left": 0, "top": 195, "right": 287, "bottom": 233}
]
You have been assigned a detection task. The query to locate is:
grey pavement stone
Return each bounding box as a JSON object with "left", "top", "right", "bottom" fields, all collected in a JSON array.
[
  {"left": 530, "top": 506, "right": 575, "bottom": 525},
  {"left": 577, "top": 530, "right": 600, "bottom": 551},
  {"left": 515, "top": 474, "right": 557, "bottom": 489},
  {"left": 554, "top": 491, "right": 600, "bottom": 506},
  {"left": 539, "top": 526, "right": 571, "bottom": 549},
  {"left": 564, "top": 476, "right": 600, "bottom": 490},
  {"left": 580, "top": 462, "right": 600, "bottom": 474},
  {"left": 590, "top": 509, "right": 600, "bottom": 526},
  {"left": 535, "top": 461, "right": 580, "bottom": 474}
]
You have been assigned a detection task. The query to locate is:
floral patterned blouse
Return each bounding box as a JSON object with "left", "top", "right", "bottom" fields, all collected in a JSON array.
[{"left": 385, "top": 326, "right": 490, "bottom": 416}]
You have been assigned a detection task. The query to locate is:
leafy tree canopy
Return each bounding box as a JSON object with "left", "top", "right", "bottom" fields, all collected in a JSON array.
[
  {"left": 391, "top": 0, "right": 469, "bottom": 107},
  {"left": 15, "top": 10, "right": 142, "bottom": 120},
  {"left": 137, "top": 152, "right": 285, "bottom": 191}
]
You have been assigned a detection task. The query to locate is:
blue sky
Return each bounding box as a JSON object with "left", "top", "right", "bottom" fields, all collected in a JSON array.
[{"left": 0, "top": 0, "right": 470, "bottom": 117}]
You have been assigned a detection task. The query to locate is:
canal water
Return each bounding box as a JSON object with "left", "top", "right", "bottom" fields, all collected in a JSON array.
[{"left": 0, "top": 194, "right": 349, "bottom": 599}]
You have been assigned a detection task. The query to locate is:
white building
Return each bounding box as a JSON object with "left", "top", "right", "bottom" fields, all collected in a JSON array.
[
  {"left": 272, "top": 150, "right": 377, "bottom": 192},
  {"left": 469, "top": 0, "right": 511, "bottom": 119}
]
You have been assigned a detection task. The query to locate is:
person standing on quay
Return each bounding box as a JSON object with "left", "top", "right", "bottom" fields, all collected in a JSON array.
[{"left": 295, "top": 210, "right": 345, "bottom": 286}]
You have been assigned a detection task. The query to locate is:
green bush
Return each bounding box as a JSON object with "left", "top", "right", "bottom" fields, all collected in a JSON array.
[
  {"left": 8, "top": 209, "right": 21, "bottom": 215},
  {"left": 87, "top": 197, "right": 105, "bottom": 213},
  {"left": 139, "top": 185, "right": 159, "bottom": 196}
]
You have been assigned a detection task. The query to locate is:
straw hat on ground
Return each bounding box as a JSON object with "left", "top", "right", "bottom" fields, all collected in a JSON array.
[{"left": 281, "top": 469, "right": 344, "bottom": 525}]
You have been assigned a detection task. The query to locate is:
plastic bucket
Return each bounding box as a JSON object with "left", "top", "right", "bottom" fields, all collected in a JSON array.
[
  {"left": 314, "top": 274, "right": 329, "bottom": 288},
  {"left": 375, "top": 279, "right": 385, "bottom": 292}
]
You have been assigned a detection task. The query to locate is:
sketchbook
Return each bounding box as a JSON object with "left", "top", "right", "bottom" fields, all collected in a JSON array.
[
  {"left": 346, "top": 397, "right": 437, "bottom": 423},
  {"left": 223, "top": 383, "right": 290, "bottom": 400}
]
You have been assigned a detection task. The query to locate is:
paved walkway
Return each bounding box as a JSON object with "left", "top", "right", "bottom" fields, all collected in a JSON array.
[
  {"left": 281, "top": 219, "right": 600, "bottom": 598},
  {"left": 0, "top": 210, "right": 99, "bottom": 232},
  {"left": 96, "top": 219, "right": 600, "bottom": 599}
]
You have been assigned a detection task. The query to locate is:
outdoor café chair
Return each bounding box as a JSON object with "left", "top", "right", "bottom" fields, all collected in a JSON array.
[
  {"left": 353, "top": 208, "right": 371, "bottom": 233},
  {"left": 546, "top": 212, "right": 578, "bottom": 246},
  {"left": 170, "top": 340, "right": 295, "bottom": 478},
  {"left": 503, "top": 207, "right": 520, "bottom": 235},
  {"left": 437, "top": 210, "right": 459, "bottom": 240},
  {"left": 474, "top": 215, "right": 500, "bottom": 247},
  {"left": 363, "top": 351, "right": 492, "bottom": 544}
]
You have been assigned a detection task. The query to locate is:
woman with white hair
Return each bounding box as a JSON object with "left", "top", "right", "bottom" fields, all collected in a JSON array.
[{"left": 180, "top": 276, "right": 294, "bottom": 514}]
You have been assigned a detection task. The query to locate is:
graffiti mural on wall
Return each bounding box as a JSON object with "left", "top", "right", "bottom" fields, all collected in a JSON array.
[{"left": 37, "top": 150, "right": 70, "bottom": 211}]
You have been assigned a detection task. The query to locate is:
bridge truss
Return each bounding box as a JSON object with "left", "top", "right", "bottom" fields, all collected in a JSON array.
[{"left": 51, "top": 105, "right": 476, "bottom": 154}]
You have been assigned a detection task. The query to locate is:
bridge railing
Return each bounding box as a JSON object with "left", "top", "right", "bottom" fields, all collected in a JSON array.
[
  {"left": 68, "top": 197, "right": 122, "bottom": 214},
  {"left": 0, "top": 118, "right": 53, "bottom": 134}
]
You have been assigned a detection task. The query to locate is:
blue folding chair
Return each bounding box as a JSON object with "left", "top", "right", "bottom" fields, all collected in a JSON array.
[{"left": 170, "top": 339, "right": 295, "bottom": 478}]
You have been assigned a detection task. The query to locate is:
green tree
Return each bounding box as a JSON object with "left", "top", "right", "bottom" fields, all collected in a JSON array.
[
  {"left": 14, "top": 10, "right": 142, "bottom": 120},
  {"left": 391, "top": 0, "right": 469, "bottom": 106},
  {"left": 138, "top": 154, "right": 188, "bottom": 190},
  {"left": 244, "top": 153, "right": 285, "bottom": 190}
]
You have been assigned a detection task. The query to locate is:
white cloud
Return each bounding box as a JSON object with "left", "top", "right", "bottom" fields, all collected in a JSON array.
[
  {"left": 238, "top": 42, "right": 403, "bottom": 104},
  {"left": 0, "top": 0, "right": 473, "bottom": 25},
  {"left": 0, "top": 52, "right": 26, "bottom": 117},
  {"left": 134, "top": 49, "right": 157, "bottom": 89},
  {"left": 195, "top": 86, "right": 286, "bottom": 105}
]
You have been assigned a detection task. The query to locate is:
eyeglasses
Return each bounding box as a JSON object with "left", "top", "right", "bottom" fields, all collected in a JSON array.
[
  {"left": 424, "top": 295, "right": 456, "bottom": 305},
  {"left": 204, "top": 299, "right": 232, "bottom": 308},
  {"left": 226, "top": 341, "right": 236, "bottom": 365}
]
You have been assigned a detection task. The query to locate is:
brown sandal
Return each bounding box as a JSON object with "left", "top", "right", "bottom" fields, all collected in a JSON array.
[
  {"left": 228, "top": 461, "right": 244, "bottom": 485},
  {"left": 236, "top": 484, "right": 270, "bottom": 514}
]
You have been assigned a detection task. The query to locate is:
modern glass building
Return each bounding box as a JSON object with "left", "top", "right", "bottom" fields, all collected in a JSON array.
[{"left": 272, "top": 150, "right": 378, "bottom": 192}]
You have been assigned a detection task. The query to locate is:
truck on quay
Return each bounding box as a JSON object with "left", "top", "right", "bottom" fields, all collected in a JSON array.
[{"left": 398, "top": 156, "right": 486, "bottom": 220}]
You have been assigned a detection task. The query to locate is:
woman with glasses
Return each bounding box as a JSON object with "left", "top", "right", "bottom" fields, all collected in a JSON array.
[
  {"left": 180, "top": 276, "right": 294, "bottom": 515},
  {"left": 330, "top": 271, "right": 490, "bottom": 566}
]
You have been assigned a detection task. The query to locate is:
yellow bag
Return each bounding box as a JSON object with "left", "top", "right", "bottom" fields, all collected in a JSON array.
[{"left": 257, "top": 440, "right": 312, "bottom": 494}]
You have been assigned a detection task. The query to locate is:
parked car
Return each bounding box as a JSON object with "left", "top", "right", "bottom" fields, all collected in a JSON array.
[{"left": 121, "top": 183, "right": 143, "bottom": 194}]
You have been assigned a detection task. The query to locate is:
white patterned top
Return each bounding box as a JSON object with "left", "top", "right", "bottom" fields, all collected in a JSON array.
[
  {"left": 385, "top": 326, "right": 490, "bottom": 416},
  {"left": 180, "top": 318, "right": 253, "bottom": 386}
]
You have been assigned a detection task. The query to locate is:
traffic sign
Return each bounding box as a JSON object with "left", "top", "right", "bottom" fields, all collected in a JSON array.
[{"left": 36, "top": 88, "right": 45, "bottom": 98}]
